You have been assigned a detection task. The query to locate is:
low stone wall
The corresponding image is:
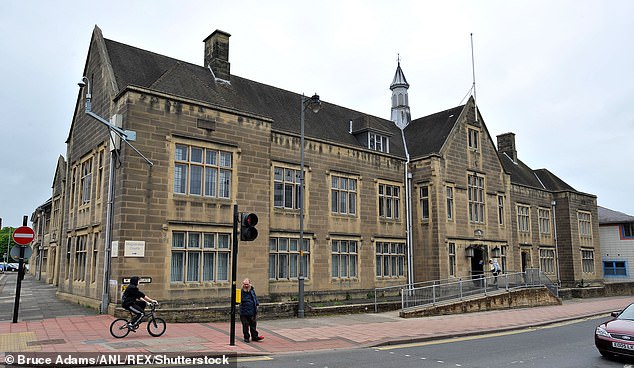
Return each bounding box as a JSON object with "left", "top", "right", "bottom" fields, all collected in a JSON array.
[{"left": 399, "top": 287, "right": 561, "bottom": 318}]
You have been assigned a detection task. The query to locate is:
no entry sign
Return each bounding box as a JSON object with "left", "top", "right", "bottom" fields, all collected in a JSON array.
[{"left": 12, "top": 226, "right": 35, "bottom": 245}]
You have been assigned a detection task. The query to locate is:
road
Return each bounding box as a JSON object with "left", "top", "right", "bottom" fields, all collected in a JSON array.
[{"left": 236, "top": 316, "right": 633, "bottom": 368}]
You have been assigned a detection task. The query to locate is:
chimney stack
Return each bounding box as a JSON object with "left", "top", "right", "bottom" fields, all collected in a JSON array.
[
  {"left": 497, "top": 132, "right": 517, "bottom": 162},
  {"left": 204, "top": 30, "right": 231, "bottom": 81}
]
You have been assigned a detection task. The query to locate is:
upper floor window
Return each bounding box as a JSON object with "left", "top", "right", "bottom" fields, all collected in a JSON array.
[
  {"left": 331, "top": 175, "right": 357, "bottom": 215},
  {"left": 96, "top": 150, "right": 104, "bottom": 201},
  {"left": 174, "top": 144, "right": 232, "bottom": 198},
  {"left": 578, "top": 211, "right": 592, "bottom": 237},
  {"left": 274, "top": 166, "right": 301, "bottom": 209},
  {"left": 538, "top": 208, "right": 551, "bottom": 234},
  {"left": 517, "top": 205, "right": 531, "bottom": 233},
  {"left": 80, "top": 158, "right": 93, "bottom": 205},
  {"left": 420, "top": 185, "right": 430, "bottom": 220},
  {"left": 468, "top": 128, "right": 479, "bottom": 151},
  {"left": 497, "top": 195, "right": 505, "bottom": 225},
  {"left": 622, "top": 223, "right": 634, "bottom": 239},
  {"left": 379, "top": 183, "right": 400, "bottom": 220},
  {"left": 468, "top": 174, "right": 485, "bottom": 223},
  {"left": 446, "top": 186, "right": 454, "bottom": 221},
  {"left": 369, "top": 132, "right": 389, "bottom": 153}
]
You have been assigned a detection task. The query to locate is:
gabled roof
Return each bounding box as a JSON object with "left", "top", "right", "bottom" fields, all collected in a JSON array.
[
  {"left": 498, "top": 152, "right": 577, "bottom": 191},
  {"left": 103, "top": 38, "right": 406, "bottom": 157},
  {"left": 598, "top": 206, "right": 634, "bottom": 224},
  {"left": 403, "top": 105, "right": 464, "bottom": 158}
]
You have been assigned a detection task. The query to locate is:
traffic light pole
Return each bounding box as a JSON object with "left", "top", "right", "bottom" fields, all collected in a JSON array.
[{"left": 229, "top": 204, "right": 239, "bottom": 346}]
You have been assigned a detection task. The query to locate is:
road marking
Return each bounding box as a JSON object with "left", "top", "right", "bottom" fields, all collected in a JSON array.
[
  {"left": 237, "top": 356, "right": 274, "bottom": 362},
  {"left": 375, "top": 316, "right": 605, "bottom": 350}
]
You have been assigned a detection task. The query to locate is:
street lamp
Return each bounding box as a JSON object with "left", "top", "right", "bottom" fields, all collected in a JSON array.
[
  {"left": 298, "top": 93, "right": 321, "bottom": 318},
  {"left": 78, "top": 76, "right": 153, "bottom": 314}
]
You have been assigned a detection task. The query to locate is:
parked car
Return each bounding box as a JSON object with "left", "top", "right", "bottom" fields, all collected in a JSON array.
[
  {"left": 0, "top": 262, "right": 18, "bottom": 272},
  {"left": 595, "top": 302, "right": 634, "bottom": 359}
]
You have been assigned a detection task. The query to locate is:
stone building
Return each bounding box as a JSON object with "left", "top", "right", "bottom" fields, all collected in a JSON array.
[{"left": 31, "top": 26, "right": 601, "bottom": 313}]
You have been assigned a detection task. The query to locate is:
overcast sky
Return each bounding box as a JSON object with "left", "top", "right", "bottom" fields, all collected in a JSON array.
[{"left": 1, "top": 1, "right": 633, "bottom": 228}]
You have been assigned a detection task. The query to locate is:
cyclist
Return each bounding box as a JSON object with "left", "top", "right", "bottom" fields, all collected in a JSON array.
[{"left": 121, "top": 276, "right": 157, "bottom": 329}]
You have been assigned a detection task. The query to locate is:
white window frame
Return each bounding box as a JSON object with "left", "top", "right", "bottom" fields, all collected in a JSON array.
[
  {"left": 369, "top": 132, "right": 389, "bottom": 153},
  {"left": 170, "top": 231, "right": 232, "bottom": 283},
  {"left": 331, "top": 239, "right": 358, "bottom": 279},
  {"left": 274, "top": 166, "right": 302, "bottom": 209}
]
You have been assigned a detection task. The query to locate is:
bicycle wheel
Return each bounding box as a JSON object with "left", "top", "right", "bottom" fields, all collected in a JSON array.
[
  {"left": 110, "top": 318, "right": 131, "bottom": 338},
  {"left": 147, "top": 317, "right": 166, "bottom": 337}
]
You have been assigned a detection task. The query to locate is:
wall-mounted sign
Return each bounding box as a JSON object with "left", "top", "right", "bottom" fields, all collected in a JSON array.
[{"left": 124, "top": 240, "right": 145, "bottom": 257}]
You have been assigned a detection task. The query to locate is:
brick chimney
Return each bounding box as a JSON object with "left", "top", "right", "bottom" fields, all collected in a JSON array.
[
  {"left": 204, "top": 30, "right": 231, "bottom": 81},
  {"left": 497, "top": 132, "right": 517, "bottom": 162}
]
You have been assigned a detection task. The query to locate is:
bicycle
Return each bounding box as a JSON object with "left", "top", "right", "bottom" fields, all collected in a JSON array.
[{"left": 110, "top": 302, "right": 166, "bottom": 338}]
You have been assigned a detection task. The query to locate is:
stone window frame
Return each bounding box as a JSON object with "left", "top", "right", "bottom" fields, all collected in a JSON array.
[
  {"left": 172, "top": 140, "right": 234, "bottom": 199},
  {"left": 446, "top": 185, "right": 454, "bottom": 221},
  {"left": 581, "top": 248, "right": 595, "bottom": 273},
  {"left": 375, "top": 240, "right": 406, "bottom": 278},
  {"left": 467, "top": 173, "right": 486, "bottom": 224},
  {"left": 268, "top": 235, "right": 310, "bottom": 281},
  {"left": 577, "top": 210, "right": 593, "bottom": 238},
  {"left": 170, "top": 230, "right": 232, "bottom": 284},
  {"left": 330, "top": 172, "right": 358, "bottom": 217},
  {"left": 331, "top": 238, "right": 359, "bottom": 280},
  {"left": 419, "top": 184, "right": 430, "bottom": 221},
  {"left": 516, "top": 204, "right": 531, "bottom": 233},
  {"left": 539, "top": 247, "right": 556, "bottom": 274},
  {"left": 538, "top": 207, "right": 552, "bottom": 235},
  {"left": 378, "top": 181, "right": 401, "bottom": 220},
  {"left": 272, "top": 164, "right": 303, "bottom": 210}
]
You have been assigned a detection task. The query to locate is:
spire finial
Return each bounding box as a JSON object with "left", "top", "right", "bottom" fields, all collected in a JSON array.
[{"left": 397, "top": 53, "right": 400, "bottom": 65}]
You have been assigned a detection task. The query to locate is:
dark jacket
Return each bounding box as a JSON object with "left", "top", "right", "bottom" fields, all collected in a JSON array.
[
  {"left": 240, "top": 287, "right": 259, "bottom": 317},
  {"left": 122, "top": 284, "right": 145, "bottom": 308}
]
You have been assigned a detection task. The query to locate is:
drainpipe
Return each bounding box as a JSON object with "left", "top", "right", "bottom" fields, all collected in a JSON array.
[
  {"left": 400, "top": 128, "right": 413, "bottom": 289},
  {"left": 552, "top": 200, "right": 561, "bottom": 286}
]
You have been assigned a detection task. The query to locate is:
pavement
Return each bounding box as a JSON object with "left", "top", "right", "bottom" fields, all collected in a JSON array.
[{"left": 1, "top": 272, "right": 632, "bottom": 363}]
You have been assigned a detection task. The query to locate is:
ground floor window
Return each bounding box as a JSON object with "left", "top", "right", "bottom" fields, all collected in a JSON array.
[
  {"left": 539, "top": 248, "right": 555, "bottom": 274},
  {"left": 332, "top": 239, "right": 358, "bottom": 279},
  {"left": 376, "top": 241, "right": 405, "bottom": 278},
  {"left": 269, "top": 236, "right": 310, "bottom": 280},
  {"left": 581, "top": 249, "right": 595, "bottom": 273},
  {"left": 603, "top": 261, "right": 627, "bottom": 277},
  {"left": 170, "top": 231, "right": 231, "bottom": 283}
]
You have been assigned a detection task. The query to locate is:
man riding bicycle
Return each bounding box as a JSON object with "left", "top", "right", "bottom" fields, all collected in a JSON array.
[{"left": 121, "top": 276, "right": 157, "bottom": 329}]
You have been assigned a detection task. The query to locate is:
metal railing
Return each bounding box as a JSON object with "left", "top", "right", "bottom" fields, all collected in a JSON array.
[
  {"left": 401, "top": 269, "right": 558, "bottom": 311},
  {"left": 373, "top": 269, "right": 558, "bottom": 312}
]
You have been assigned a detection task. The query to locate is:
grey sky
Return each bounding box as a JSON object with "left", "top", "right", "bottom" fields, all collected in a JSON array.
[{"left": 1, "top": 0, "right": 632, "bottom": 228}]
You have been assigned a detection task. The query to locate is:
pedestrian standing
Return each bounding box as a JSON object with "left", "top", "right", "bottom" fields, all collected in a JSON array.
[{"left": 240, "top": 278, "right": 263, "bottom": 343}]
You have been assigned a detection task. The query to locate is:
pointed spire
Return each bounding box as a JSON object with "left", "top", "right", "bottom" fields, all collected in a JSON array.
[
  {"left": 390, "top": 57, "right": 409, "bottom": 90},
  {"left": 390, "top": 56, "right": 411, "bottom": 129}
]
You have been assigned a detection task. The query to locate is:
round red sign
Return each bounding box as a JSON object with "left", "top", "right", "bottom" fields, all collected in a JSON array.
[{"left": 12, "top": 226, "right": 35, "bottom": 245}]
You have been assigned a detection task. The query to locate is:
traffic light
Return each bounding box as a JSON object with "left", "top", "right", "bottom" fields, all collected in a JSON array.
[{"left": 240, "top": 213, "right": 258, "bottom": 241}]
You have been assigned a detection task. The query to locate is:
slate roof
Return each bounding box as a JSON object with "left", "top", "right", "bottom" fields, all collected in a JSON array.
[
  {"left": 403, "top": 105, "right": 463, "bottom": 158},
  {"left": 101, "top": 32, "right": 581, "bottom": 197},
  {"left": 598, "top": 206, "right": 634, "bottom": 224},
  {"left": 104, "top": 38, "right": 408, "bottom": 157},
  {"left": 498, "top": 152, "right": 576, "bottom": 192}
]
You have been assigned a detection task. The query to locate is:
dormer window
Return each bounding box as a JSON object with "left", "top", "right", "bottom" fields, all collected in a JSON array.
[{"left": 369, "top": 132, "right": 389, "bottom": 153}]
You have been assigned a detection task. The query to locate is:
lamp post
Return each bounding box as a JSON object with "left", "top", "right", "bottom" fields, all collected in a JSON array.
[
  {"left": 78, "top": 76, "right": 153, "bottom": 314},
  {"left": 298, "top": 93, "right": 321, "bottom": 318}
]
